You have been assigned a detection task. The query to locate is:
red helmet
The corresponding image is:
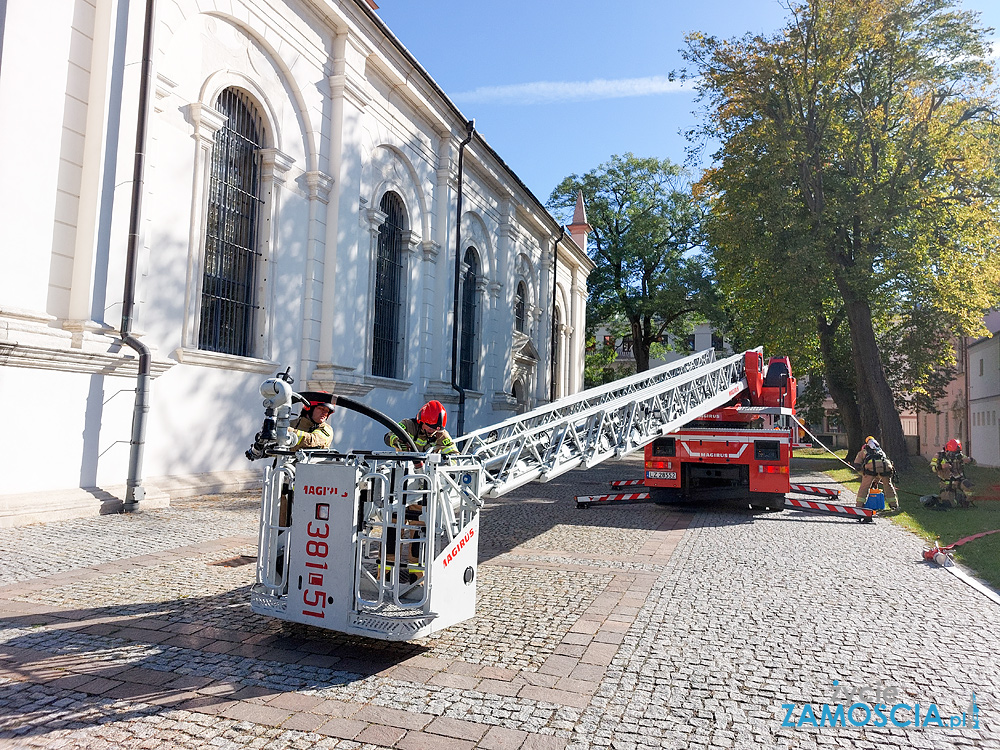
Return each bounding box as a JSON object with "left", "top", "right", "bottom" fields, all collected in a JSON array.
[
  {"left": 945, "top": 439, "right": 962, "bottom": 453},
  {"left": 417, "top": 400, "right": 447, "bottom": 430},
  {"left": 300, "top": 391, "right": 333, "bottom": 418}
]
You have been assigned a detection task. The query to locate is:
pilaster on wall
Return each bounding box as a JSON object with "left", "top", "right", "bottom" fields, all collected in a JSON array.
[{"left": 315, "top": 30, "right": 371, "bottom": 376}]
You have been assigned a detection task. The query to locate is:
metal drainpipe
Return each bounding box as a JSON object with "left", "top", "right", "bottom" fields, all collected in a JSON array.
[
  {"left": 450, "top": 119, "right": 475, "bottom": 437},
  {"left": 550, "top": 227, "right": 564, "bottom": 403},
  {"left": 120, "top": 0, "right": 157, "bottom": 513}
]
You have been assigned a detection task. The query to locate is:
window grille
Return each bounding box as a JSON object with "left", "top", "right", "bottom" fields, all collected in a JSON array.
[
  {"left": 459, "top": 248, "right": 479, "bottom": 389},
  {"left": 515, "top": 282, "right": 526, "bottom": 333},
  {"left": 199, "top": 88, "right": 264, "bottom": 357},
  {"left": 372, "top": 192, "right": 406, "bottom": 379}
]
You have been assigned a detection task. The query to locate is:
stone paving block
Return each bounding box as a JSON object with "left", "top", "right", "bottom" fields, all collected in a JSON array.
[
  {"left": 522, "top": 735, "right": 570, "bottom": 750},
  {"left": 311, "top": 698, "right": 362, "bottom": 717},
  {"left": 314, "top": 716, "right": 366, "bottom": 740},
  {"left": 424, "top": 715, "right": 489, "bottom": 741},
  {"left": 279, "top": 710, "right": 328, "bottom": 733},
  {"left": 538, "top": 655, "right": 578, "bottom": 678},
  {"left": 116, "top": 667, "right": 177, "bottom": 686},
  {"left": 74, "top": 676, "right": 123, "bottom": 695},
  {"left": 265, "top": 692, "right": 326, "bottom": 712},
  {"left": 352, "top": 704, "right": 431, "bottom": 730},
  {"left": 427, "top": 672, "right": 480, "bottom": 690},
  {"left": 385, "top": 665, "right": 436, "bottom": 684},
  {"left": 444, "top": 660, "right": 481, "bottom": 677},
  {"left": 518, "top": 685, "right": 593, "bottom": 709},
  {"left": 356, "top": 722, "right": 407, "bottom": 746},
  {"left": 397, "top": 730, "right": 477, "bottom": 750},
  {"left": 218, "top": 701, "right": 293, "bottom": 727},
  {"left": 477, "top": 666, "right": 520, "bottom": 681},
  {"left": 479, "top": 725, "right": 530, "bottom": 750},
  {"left": 476, "top": 677, "right": 522, "bottom": 697},
  {"left": 580, "top": 643, "right": 617, "bottom": 666}
]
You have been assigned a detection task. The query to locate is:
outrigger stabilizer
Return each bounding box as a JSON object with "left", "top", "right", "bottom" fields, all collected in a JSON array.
[{"left": 576, "top": 480, "right": 875, "bottom": 521}]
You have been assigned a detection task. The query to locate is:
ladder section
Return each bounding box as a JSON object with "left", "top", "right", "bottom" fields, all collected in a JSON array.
[{"left": 454, "top": 349, "right": 754, "bottom": 498}]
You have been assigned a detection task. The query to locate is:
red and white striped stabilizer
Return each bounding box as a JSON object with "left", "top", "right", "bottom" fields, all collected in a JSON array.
[
  {"left": 576, "top": 491, "right": 651, "bottom": 508},
  {"left": 789, "top": 483, "right": 840, "bottom": 499},
  {"left": 609, "top": 479, "right": 645, "bottom": 487},
  {"left": 784, "top": 496, "right": 874, "bottom": 519}
]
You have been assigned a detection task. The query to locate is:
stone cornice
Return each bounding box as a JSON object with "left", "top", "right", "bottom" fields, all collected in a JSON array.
[
  {"left": 173, "top": 347, "right": 277, "bottom": 374},
  {"left": 1, "top": 309, "right": 173, "bottom": 378}
]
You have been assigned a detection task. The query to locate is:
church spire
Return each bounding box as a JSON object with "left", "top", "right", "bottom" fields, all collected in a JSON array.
[{"left": 567, "top": 190, "right": 591, "bottom": 251}]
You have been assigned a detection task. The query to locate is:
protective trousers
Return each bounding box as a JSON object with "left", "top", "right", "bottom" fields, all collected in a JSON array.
[{"left": 856, "top": 473, "right": 898, "bottom": 509}]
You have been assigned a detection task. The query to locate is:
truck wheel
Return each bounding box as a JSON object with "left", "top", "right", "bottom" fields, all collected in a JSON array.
[
  {"left": 749, "top": 492, "right": 785, "bottom": 512},
  {"left": 765, "top": 493, "right": 786, "bottom": 512},
  {"left": 649, "top": 487, "right": 682, "bottom": 505}
]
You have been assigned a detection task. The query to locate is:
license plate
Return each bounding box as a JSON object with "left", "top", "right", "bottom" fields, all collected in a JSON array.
[{"left": 646, "top": 471, "right": 677, "bottom": 480}]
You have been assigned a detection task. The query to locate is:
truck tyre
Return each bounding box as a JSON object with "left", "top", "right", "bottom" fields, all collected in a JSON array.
[
  {"left": 749, "top": 492, "right": 785, "bottom": 512},
  {"left": 765, "top": 493, "right": 786, "bottom": 512},
  {"left": 649, "top": 487, "right": 682, "bottom": 505}
]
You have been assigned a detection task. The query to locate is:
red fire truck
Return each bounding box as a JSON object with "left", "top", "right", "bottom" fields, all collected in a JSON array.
[{"left": 644, "top": 351, "right": 797, "bottom": 511}]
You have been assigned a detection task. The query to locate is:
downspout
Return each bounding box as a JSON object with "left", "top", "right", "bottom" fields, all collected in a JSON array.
[
  {"left": 120, "top": 0, "right": 157, "bottom": 512},
  {"left": 550, "top": 227, "right": 564, "bottom": 403},
  {"left": 450, "top": 119, "right": 475, "bottom": 436}
]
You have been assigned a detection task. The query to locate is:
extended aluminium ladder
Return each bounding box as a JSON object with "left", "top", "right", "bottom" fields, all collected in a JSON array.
[{"left": 250, "top": 349, "right": 754, "bottom": 640}]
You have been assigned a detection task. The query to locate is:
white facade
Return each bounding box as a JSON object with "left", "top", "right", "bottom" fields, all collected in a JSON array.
[
  {"left": 0, "top": 0, "right": 593, "bottom": 525},
  {"left": 968, "top": 332, "right": 1000, "bottom": 467}
]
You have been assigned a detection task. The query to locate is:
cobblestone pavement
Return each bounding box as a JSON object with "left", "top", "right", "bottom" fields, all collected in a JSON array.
[{"left": 0, "top": 456, "right": 997, "bottom": 749}]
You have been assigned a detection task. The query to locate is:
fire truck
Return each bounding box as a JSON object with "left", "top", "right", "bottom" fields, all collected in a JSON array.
[
  {"left": 245, "top": 348, "right": 773, "bottom": 641},
  {"left": 644, "top": 351, "right": 796, "bottom": 511}
]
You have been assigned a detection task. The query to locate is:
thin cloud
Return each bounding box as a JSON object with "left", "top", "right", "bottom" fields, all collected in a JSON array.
[{"left": 452, "top": 76, "right": 696, "bottom": 105}]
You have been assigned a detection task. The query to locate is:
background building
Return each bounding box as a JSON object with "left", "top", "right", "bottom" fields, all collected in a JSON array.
[{"left": 0, "top": 0, "right": 593, "bottom": 525}]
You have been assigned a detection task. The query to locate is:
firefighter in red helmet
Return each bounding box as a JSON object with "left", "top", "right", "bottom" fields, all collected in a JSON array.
[
  {"left": 289, "top": 392, "right": 335, "bottom": 450},
  {"left": 931, "top": 439, "right": 975, "bottom": 509},
  {"left": 385, "top": 399, "right": 458, "bottom": 458}
]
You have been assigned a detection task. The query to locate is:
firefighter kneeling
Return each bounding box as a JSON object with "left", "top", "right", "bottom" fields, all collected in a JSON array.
[{"left": 924, "top": 439, "right": 975, "bottom": 510}]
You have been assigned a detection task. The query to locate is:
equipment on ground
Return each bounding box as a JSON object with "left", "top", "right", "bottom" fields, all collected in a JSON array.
[{"left": 246, "top": 348, "right": 759, "bottom": 640}]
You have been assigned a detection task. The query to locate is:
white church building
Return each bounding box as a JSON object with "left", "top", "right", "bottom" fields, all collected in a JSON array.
[{"left": 0, "top": 0, "right": 594, "bottom": 525}]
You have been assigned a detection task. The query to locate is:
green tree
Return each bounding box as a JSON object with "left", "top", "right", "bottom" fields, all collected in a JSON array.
[
  {"left": 548, "top": 154, "right": 720, "bottom": 372},
  {"left": 685, "top": 0, "right": 1000, "bottom": 467}
]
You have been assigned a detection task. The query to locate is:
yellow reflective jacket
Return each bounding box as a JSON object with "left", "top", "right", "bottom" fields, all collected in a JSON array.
[
  {"left": 289, "top": 414, "right": 333, "bottom": 450},
  {"left": 385, "top": 418, "right": 457, "bottom": 455}
]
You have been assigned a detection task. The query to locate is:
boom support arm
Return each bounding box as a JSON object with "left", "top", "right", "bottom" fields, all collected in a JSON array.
[{"left": 454, "top": 349, "right": 754, "bottom": 498}]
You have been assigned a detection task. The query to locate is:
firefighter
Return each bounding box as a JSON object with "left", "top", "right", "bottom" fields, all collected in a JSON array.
[
  {"left": 853, "top": 436, "right": 898, "bottom": 511},
  {"left": 384, "top": 399, "right": 458, "bottom": 459},
  {"left": 288, "top": 392, "right": 335, "bottom": 450},
  {"left": 380, "top": 400, "right": 457, "bottom": 584},
  {"left": 931, "top": 439, "right": 975, "bottom": 509}
]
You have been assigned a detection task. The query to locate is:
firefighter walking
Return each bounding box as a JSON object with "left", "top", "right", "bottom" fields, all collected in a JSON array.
[{"left": 854, "top": 436, "right": 899, "bottom": 511}]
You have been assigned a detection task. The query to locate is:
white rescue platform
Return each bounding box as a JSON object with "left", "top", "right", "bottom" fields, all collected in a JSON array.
[{"left": 251, "top": 453, "right": 483, "bottom": 641}]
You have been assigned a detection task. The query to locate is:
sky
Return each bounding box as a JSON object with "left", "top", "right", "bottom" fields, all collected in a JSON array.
[{"left": 373, "top": 0, "right": 1000, "bottom": 222}]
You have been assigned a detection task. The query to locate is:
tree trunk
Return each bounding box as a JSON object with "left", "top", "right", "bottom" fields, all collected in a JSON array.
[
  {"left": 815, "top": 314, "right": 863, "bottom": 454},
  {"left": 836, "top": 284, "right": 911, "bottom": 470},
  {"left": 630, "top": 318, "right": 650, "bottom": 372}
]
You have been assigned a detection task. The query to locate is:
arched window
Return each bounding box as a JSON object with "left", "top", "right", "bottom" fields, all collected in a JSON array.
[
  {"left": 372, "top": 192, "right": 406, "bottom": 379},
  {"left": 459, "top": 247, "right": 479, "bottom": 389},
  {"left": 199, "top": 87, "right": 264, "bottom": 357},
  {"left": 515, "top": 281, "right": 527, "bottom": 333}
]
